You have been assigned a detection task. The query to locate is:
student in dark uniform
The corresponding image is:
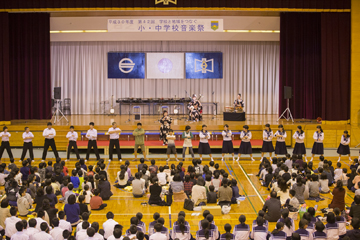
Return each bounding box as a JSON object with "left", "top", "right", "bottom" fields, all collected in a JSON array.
[
  {"left": 86, "top": 122, "right": 100, "bottom": 160},
  {"left": 311, "top": 126, "right": 324, "bottom": 162},
  {"left": 42, "top": 122, "right": 59, "bottom": 161},
  {"left": 337, "top": 130, "right": 351, "bottom": 162},
  {"left": 292, "top": 126, "right": 307, "bottom": 161},
  {"left": 221, "top": 124, "right": 235, "bottom": 161},
  {"left": 21, "top": 127, "right": 34, "bottom": 161},
  {"left": 0, "top": 126, "right": 13, "bottom": 161},
  {"left": 66, "top": 126, "right": 81, "bottom": 161},
  {"left": 261, "top": 124, "right": 274, "bottom": 161},
  {"left": 237, "top": 125, "right": 254, "bottom": 161},
  {"left": 274, "top": 124, "right": 287, "bottom": 156}
]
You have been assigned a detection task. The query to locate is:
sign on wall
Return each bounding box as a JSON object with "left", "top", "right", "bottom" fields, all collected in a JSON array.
[
  {"left": 146, "top": 53, "right": 184, "bottom": 79},
  {"left": 108, "top": 52, "right": 145, "bottom": 79},
  {"left": 185, "top": 52, "right": 223, "bottom": 79},
  {"left": 108, "top": 19, "right": 223, "bottom": 32}
]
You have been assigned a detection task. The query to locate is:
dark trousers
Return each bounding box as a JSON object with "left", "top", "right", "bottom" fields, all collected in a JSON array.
[
  {"left": 67, "top": 141, "right": 80, "bottom": 160},
  {"left": 92, "top": 203, "right": 107, "bottom": 210},
  {"left": 42, "top": 138, "right": 59, "bottom": 160},
  {"left": 86, "top": 140, "right": 100, "bottom": 160},
  {"left": 109, "top": 139, "right": 121, "bottom": 160},
  {"left": 0, "top": 141, "right": 13, "bottom": 159},
  {"left": 21, "top": 142, "right": 34, "bottom": 160}
]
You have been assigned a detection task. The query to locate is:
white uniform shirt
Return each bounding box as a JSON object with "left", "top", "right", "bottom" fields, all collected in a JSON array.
[
  {"left": 106, "top": 236, "right": 123, "bottom": 240},
  {"left": 59, "top": 220, "right": 72, "bottom": 232},
  {"left": 274, "top": 131, "right": 287, "bottom": 142},
  {"left": 10, "top": 231, "right": 29, "bottom": 240},
  {"left": 86, "top": 129, "right": 97, "bottom": 140},
  {"left": 76, "top": 229, "right": 89, "bottom": 240},
  {"left": 50, "top": 227, "right": 64, "bottom": 240},
  {"left": 66, "top": 131, "right": 78, "bottom": 141},
  {"left": 43, "top": 128, "right": 56, "bottom": 139},
  {"left": 103, "top": 219, "right": 119, "bottom": 239},
  {"left": 35, "top": 218, "right": 49, "bottom": 232},
  {"left": 108, "top": 127, "right": 121, "bottom": 140},
  {"left": 240, "top": 131, "right": 252, "bottom": 142},
  {"left": 4, "top": 216, "right": 22, "bottom": 237},
  {"left": 199, "top": 131, "right": 210, "bottom": 143},
  {"left": 263, "top": 130, "right": 273, "bottom": 142},
  {"left": 23, "top": 132, "right": 34, "bottom": 143},
  {"left": 30, "top": 231, "right": 54, "bottom": 240},
  {"left": 340, "top": 135, "right": 350, "bottom": 145},
  {"left": 24, "top": 227, "right": 39, "bottom": 236},
  {"left": 293, "top": 131, "right": 305, "bottom": 143},
  {"left": 222, "top": 130, "right": 232, "bottom": 141},
  {"left": 149, "top": 232, "right": 167, "bottom": 240},
  {"left": 313, "top": 132, "right": 324, "bottom": 143},
  {"left": 0, "top": 132, "right": 11, "bottom": 141}
]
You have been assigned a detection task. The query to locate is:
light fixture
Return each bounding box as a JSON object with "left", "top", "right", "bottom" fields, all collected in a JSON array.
[
  {"left": 224, "top": 30, "right": 280, "bottom": 33},
  {"left": 50, "top": 30, "right": 108, "bottom": 33}
]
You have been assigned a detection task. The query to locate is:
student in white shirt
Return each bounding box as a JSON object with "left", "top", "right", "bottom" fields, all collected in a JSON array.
[
  {"left": 21, "top": 127, "right": 34, "bottom": 161},
  {"left": 58, "top": 211, "right": 72, "bottom": 232},
  {"left": 30, "top": 222, "right": 53, "bottom": 240},
  {"left": 86, "top": 122, "right": 100, "bottom": 160},
  {"left": 0, "top": 126, "right": 13, "bottom": 160},
  {"left": 198, "top": 125, "right": 214, "bottom": 161},
  {"left": 221, "top": 124, "right": 235, "bottom": 161},
  {"left": 166, "top": 129, "right": 179, "bottom": 162},
  {"left": 150, "top": 223, "right": 167, "bottom": 240},
  {"left": 42, "top": 122, "right": 59, "bottom": 161},
  {"left": 66, "top": 126, "right": 80, "bottom": 160},
  {"left": 311, "top": 126, "right": 324, "bottom": 162},
  {"left": 293, "top": 126, "right": 307, "bottom": 161},
  {"left": 106, "top": 228, "right": 122, "bottom": 240},
  {"left": 25, "top": 219, "right": 40, "bottom": 237},
  {"left": 261, "top": 124, "right": 274, "bottom": 161},
  {"left": 50, "top": 218, "right": 64, "bottom": 240},
  {"left": 103, "top": 212, "right": 119, "bottom": 240},
  {"left": 76, "top": 222, "right": 90, "bottom": 240},
  {"left": 5, "top": 207, "right": 22, "bottom": 239},
  {"left": 157, "top": 167, "right": 168, "bottom": 186},
  {"left": 11, "top": 221, "right": 29, "bottom": 240},
  {"left": 337, "top": 130, "right": 351, "bottom": 162},
  {"left": 274, "top": 125, "right": 288, "bottom": 157},
  {"left": 108, "top": 122, "right": 122, "bottom": 162},
  {"left": 237, "top": 125, "right": 255, "bottom": 161}
]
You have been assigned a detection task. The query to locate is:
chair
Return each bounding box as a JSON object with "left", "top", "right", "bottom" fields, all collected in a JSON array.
[
  {"left": 133, "top": 106, "right": 141, "bottom": 121},
  {"left": 161, "top": 105, "right": 169, "bottom": 115},
  {"left": 63, "top": 98, "right": 71, "bottom": 115}
]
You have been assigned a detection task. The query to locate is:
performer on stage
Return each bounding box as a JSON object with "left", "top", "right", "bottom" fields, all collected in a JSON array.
[
  {"left": 182, "top": 125, "right": 194, "bottom": 160},
  {"left": 261, "top": 124, "right": 274, "bottom": 161},
  {"left": 86, "top": 122, "right": 100, "bottom": 160},
  {"left": 42, "top": 122, "right": 59, "bottom": 161},
  {"left": 274, "top": 124, "right": 287, "bottom": 156},
  {"left": 159, "top": 110, "right": 172, "bottom": 145},
  {"left": 66, "top": 126, "right": 80, "bottom": 161},
  {"left": 166, "top": 129, "right": 179, "bottom": 162},
  {"left": 292, "top": 126, "right": 307, "bottom": 161},
  {"left": 237, "top": 125, "right": 254, "bottom": 161},
  {"left": 188, "top": 94, "right": 202, "bottom": 121},
  {"left": 133, "top": 123, "right": 147, "bottom": 160},
  {"left": 337, "top": 130, "right": 351, "bottom": 162},
  {"left": 311, "top": 126, "right": 324, "bottom": 161},
  {"left": 0, "top": 126, "right": 13, "bottom": 160},
  {"left": 108, "top": 122, "right": 122, "bottom": 162},
  {"left": 221, "top": 124, "right": 235, "bottom": 161},
  {"left": 198, "top": 125, "right": 213, "bottom": 161},
  {"left": 234, "top": 93, "right": 245, "bottom": 111},
  {"left": 21, "top": 127, "right": 34, "bottom": 161}
]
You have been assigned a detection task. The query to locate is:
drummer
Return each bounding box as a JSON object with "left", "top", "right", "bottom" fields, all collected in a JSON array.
[{"left": 234, "top": 93, "right": 244, "bottom": 110}]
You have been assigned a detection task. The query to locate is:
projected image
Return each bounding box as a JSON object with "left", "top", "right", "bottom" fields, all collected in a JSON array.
[
  {"left": 147, "top": 53, "right": 184, "bottom": 79},
  {"left": 185, "top": 52, "right": 223, "bottom": 79}
]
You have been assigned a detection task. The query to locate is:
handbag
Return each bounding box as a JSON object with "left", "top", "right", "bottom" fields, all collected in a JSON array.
[
  {"left": 183, "top": 198, "right": 194, "bottom": 211},
  {"left": 221, "top": 205, "right": 231, "bottom": 214}
]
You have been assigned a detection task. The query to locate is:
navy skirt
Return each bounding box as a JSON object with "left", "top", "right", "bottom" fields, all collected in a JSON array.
[
  {"left": 239, "top": 141, "right": 252, "bottom": 154},
  {"left": 337, "top": 144, "right": 350, "bottom": 155},
  {"left": 198, "top": 142, "right": 211, "bottom": 154},
  {"left": 311, "top": 142, "right": 324, "bottom": 155},
  {"left": 261, "top": 141, "right": 274, "bottom": 153},
  {"left": 293, "top": 142, "right": 306, "bottom": 155},
  {"left": 222, "top": 141, "right": 234, "bottom": 153},
  {"left": 275, "top": 141, "right": 287, "bottom": 155}
]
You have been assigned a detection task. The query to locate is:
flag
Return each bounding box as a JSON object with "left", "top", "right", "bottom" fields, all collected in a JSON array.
[
  {"left": 146, "top": 53, "right": 184, "bottom": 79},
  {"left": 185, "top": 52, "right": 223, "bottom": 79},
  {"left": 108, "top": 52, "right": 145, "bottom": 79}
]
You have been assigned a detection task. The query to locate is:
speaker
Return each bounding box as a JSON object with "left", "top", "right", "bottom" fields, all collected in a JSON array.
[
  {"left": 284, "top": 86, "right": 292, "bottom": 100},
  {"left": 54, "top": 87, "right": 61, "bottom": 100}
]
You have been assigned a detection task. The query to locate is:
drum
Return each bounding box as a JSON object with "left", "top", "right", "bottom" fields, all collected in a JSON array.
[
  {"left": 225, "top": 106, "right": 234, "bottom": 112},
  {"left": 235, "top": 107, "right": 244, "bottom": 113}
]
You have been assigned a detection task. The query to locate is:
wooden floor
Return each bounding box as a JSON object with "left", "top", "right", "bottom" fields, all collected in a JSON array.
[{"left": 0, "top": 156, "right": 355, "bottom": 234}]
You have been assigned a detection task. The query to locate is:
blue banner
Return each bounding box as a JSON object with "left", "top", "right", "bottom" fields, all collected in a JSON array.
[
  {"left": 108, "top": 52, "right": 145, "bottom": 79},
  {"left": 185, "top": 52, "right": 223, "bottom": 79}
]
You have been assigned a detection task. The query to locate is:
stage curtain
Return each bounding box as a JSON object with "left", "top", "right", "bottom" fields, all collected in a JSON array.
[
  {"left": 51, "top": 41, "right": 279, "bottom": 115},
  {"left": 8, "top": 13, "right": 51, "bottom": 119},
  {"left": 0, "top": 13, "right": 11, "bottom": 120},
  {"left": 321, "top": 13, "right": 351, "bottom": 121},
  {"left": 279, "top": 12, "right": 322, "bottom": 119}
]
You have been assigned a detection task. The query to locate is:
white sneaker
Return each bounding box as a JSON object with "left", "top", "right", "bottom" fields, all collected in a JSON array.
[
  {"left": 349, "top": 157, "right": 353, "bottom": 161},
  {"left": 85, "top": 159, "right": 88, "bottom": 163},
  {"left": 232, "top": 157, "right": 235, "bottom": 161},
  {"left": 221, "top": 158, "right": 224, "bottom": 161},
  {"left": 270, "top": 157, "right": 272, "bottom": 161},
  {"left": 305, "top": 158, "right": 308, "bottom": 162},
  {"left": 338, "top": 158, "right": 341, "bottom": 162},
  {"left": 176, "top": 159, "right": 179, "bottom": 162},
  {"left": 251, "top": 158, "right": 255, "bottom": 161},
  {"left": 31, "top": 160, "right": 34, "bottom": 162},
  {"left": 200, "top": 158, "right": 202, "bottom": 161},
  {"left": 211, "top": 158, "right": 214, "bottom": 161},
  {"left": 65, "top": 159, "right": 69, "bottom": 162},
  {"left": 260, "top": 157, "right": 263, "bottom": 161},
  {"left": 108, "top": 159, "right": 111, "bottom": 162},
  {"left": 236, "top": 157, "right": 240, "bottom": 162},
  {"left": 310, "top": 158, "right": 313, "bottom": 162},
  {"left": 19, "top": 160, "right": 22, "bottom": 162},
  {"left": 41, "top": 159, "right": 45, "bottom": 162},
  {"left": 119, "top": 159, "right": 122, "bottom": 162}
]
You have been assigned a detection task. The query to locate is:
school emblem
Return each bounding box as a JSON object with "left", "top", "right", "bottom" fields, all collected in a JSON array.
[
  {"left": 155, "top": 0, "right": 177, "bottom": 5},
  {"left": 211, "top": 21, "right": 219, "bottom": 31}
]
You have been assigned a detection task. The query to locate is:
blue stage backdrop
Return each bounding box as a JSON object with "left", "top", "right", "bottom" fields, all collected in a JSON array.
[
  {"left": 185, "top": 52, "right": 223, "bottom": 79},
  {"left": 108, "top": 52, "right": 145, "bottom": 79}
]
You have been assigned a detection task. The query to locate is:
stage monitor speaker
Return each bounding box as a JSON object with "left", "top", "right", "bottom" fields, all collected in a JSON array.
[
  {"left": 54, "top": 87, "right": 61, "bottom": 100},
  {"left": 284, "top": 86, "right": 292, "bottom": 100}
]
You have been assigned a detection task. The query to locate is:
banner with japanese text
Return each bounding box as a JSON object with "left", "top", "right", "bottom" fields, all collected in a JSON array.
[{"left": 107, "top": 19, "right": 223, "bottom": 32}]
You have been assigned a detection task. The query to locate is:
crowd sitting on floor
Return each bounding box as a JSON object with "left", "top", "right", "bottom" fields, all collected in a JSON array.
[{"left": 0, "top": 156, "right": 359, "bottom": 240}]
